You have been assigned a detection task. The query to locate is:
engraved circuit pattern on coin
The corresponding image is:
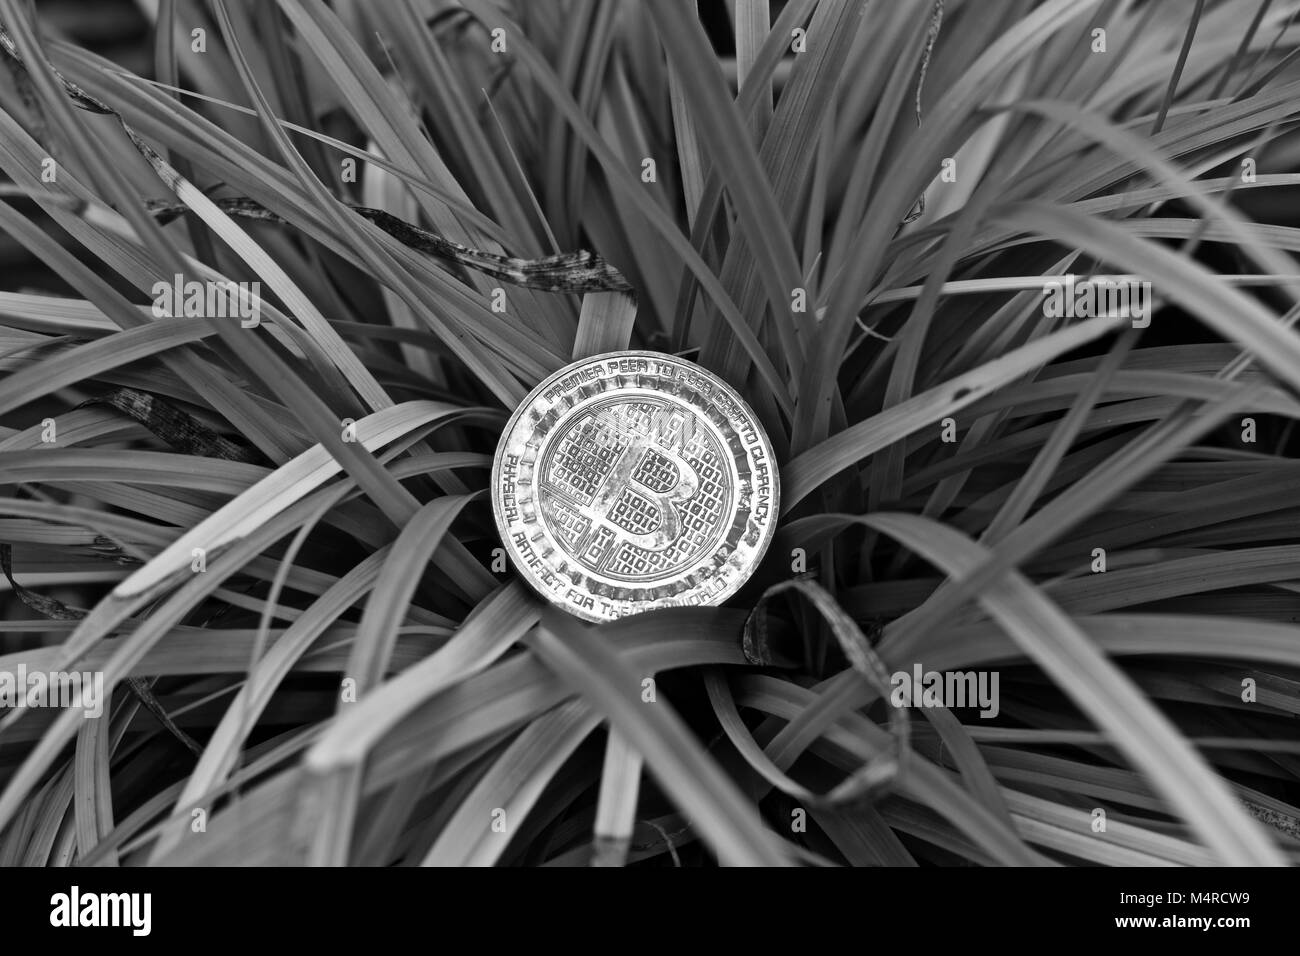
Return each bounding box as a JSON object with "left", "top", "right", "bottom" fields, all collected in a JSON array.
[{"left": 492, "top": 351, "right": 780, "bottom": 622}]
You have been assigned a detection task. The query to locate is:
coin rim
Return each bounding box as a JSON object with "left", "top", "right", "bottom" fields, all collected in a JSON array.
[{"left": 490, "top": 349, "right": 781, "bottom": 622}]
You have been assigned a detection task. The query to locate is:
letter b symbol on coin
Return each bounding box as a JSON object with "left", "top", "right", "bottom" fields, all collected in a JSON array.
[{"left": 592, "top": 424, "right": 700, "bottom": 552}]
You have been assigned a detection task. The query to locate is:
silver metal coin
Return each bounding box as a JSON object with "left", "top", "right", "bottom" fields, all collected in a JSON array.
[{"left": 491, "top": 350, "right": 780, "bottom": 622}]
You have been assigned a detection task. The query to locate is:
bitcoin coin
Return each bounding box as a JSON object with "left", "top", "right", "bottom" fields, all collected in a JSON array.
[{"left": 491, "top": 351, "right": 780, "bottom": 622}]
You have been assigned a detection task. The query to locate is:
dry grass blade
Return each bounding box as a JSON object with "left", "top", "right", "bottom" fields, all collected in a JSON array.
[{"left": 591, "top": 730, "right": 643, "bottom": 867}]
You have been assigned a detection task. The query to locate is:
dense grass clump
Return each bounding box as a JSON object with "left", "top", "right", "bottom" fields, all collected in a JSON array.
[{"left": 1, "top": 0, "right": 1300, "bottom": 866}]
